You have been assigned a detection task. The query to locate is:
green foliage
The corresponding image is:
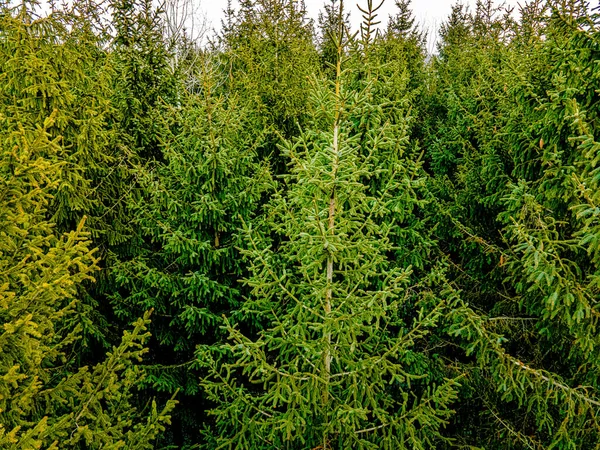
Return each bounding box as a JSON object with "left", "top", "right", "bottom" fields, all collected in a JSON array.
[
  {"left": 0, "top": 0, "right": 126, "bottom": 350},
  {"left": 5, "top": 0, "right": 600, "bottom": 448},
  {"left": 110, "top": 0, "right": 178, "bottom": 160},
  {"left": 426, "top": 1, "right": 600, "bottom": 446},
  {"left": 110, "top": 56, "right": 273, "bottom": 445},
  {"left": 219, "top": 0, "right": 318, "bottom": 169},
  {"left": 382, "top": 0, "right": 427, "bottom": 98},
  {"left": 199, "top": 21, "right": 461, "bottom": 449},
  {"left": 318, "top": 0, "right": 351, "bottom": 78},
  {"left": 0, "top": 0, "right": 127, "bottom": 247},
  {"left": 0, "top": 110, "right": 175, "bottom": 449}
]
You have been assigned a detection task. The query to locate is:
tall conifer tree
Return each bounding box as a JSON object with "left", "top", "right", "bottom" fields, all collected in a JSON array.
[
  {"left": 110, "top": 56, "right": 273, "bottom": 446},
  {"left": 0, "top": 90, "right": 176, "bottom": 450},
  {"left": 0, "top": 0, "right": 132, "bottom": 350},
  {"left": 219, "top": 0, "right": 317, "bottom": 170},
  {"left": 425, "top": 1, "right": 600, "bottom": 446},
  {"left": 199, "top": 4, "right": 464, "bottom": 447}
]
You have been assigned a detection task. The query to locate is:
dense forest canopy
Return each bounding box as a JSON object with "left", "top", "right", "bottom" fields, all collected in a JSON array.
[{"left": 2, "top": 0, "right": 600, "bottom": 448}]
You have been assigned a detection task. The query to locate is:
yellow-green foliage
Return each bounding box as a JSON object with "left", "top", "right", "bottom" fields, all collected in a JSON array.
[
  {"left": 0, "top": 3, "right": 176, "bottom": 448},
  {"left": 0, "top": 111, "right": 175, "bottom": 448}
]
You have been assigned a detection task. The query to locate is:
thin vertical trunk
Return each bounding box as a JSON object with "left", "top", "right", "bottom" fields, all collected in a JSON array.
[
  {"left": 325, "top": 61, "right": 341, "bottom": 382},
  {"left": 323, "top": 5, "right": 344, "bottom": 448}
]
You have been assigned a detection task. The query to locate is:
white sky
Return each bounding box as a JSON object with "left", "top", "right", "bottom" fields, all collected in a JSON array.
[{"left": 198, "top": 0, "right": 522, "bottom": 51}]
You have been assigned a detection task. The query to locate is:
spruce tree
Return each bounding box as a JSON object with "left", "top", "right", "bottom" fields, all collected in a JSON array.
[
  {"left": 218, "top": 0, "right": 318, "bottom": 170},
  {"left": 382, "top": 0, "right": 427, "bottom": 95},
  {"left": 0, "top": 0, "right": 127, "bottom": 247},
  {"left": 110, "top": 56, "right": 273, "bottom": 446},
  {"left": 424, "top": 1, "right": 600, "bottom": 446},
  {"left": 345, "top": 0, "right": 432, "bottom": 270},
  {"left": 0, "top": 0, "right": 132, "bottom": 350},
  {"left": 110, "top": 0, "right": 178, "bottom": 161},
  {"left": 0, "top": 105, "right": 176, "bottom": 450},
  {"left": 199, "top": 5, "right": 461, "bottom": 447}
]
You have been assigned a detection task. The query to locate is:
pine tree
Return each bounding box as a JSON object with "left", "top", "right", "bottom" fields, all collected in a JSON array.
[
  {"left": 110, "top": 55, "right": 273, "bottom": 446},
  {"left": 0, "top": 107, "right": 176, "bottom": 450},
  {"left": 199, "top": 7, "right": 462, "bottom": 447},
  {"left": 219, "top": 0, "right": 318, "bottom": 170}
]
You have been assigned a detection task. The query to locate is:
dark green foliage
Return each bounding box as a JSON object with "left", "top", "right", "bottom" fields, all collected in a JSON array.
[
  {"left": 112, "top": 58, "right": 272, "bottom": 379},
  {"left": 219, "top": 0, "right": 318, "bottom": 169},
  {"left": 110, "top": 0, "right": 178, "bottom": 161},
  {"left": 110, "top": 56, "right": 273, "bottom": 446},
  {"left": 425, "top": 1, "right": 600, "bottom": 446}
]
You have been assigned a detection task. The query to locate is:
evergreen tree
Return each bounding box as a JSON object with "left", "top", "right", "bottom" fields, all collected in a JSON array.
[
  {"left": 5, "top": 0, "right": 600, "bottom": 446},
  {"left": 437, "top": 2, "right": 472, "bottom": 57},
  {"left": 0, "top": 0, "right": 128, "bottom": 248},
  {"left": 0, "top": 105, "right": 176, "bottom": 450},
  {"left": 383, "top": 0, "right": 427, "bottom": 91},
  {"left": 110, "top": 0, "right": 178, "bottom": 161},
  {"left": 345, "top": 0, "right": 432, "bottom": 270},
  {"left": 100, "top": 0, "right": 181, "bottom": 352},
  {"left": 387, "top": 0, "right": 421, "bottom": 41},
  {"left": 361, "top": 0, "right": 427, "bottom": 157},
  {"left": 199, "top": 8, "right": 461, "bottom": 447},
  {"left": 110, "top": 56, "right": 273, "bottom": 446},
  {"left": 0, "top": 0, "right": 177, "bottom": 358},
  {"left": 424, "top": 1, "right": 600, "bottom": 446},
  {"left": 0, "top": 0, "right": 132, "bottom": 350},
  {"left": 219, "top": 0, "right": 318, "bottom": 169}
]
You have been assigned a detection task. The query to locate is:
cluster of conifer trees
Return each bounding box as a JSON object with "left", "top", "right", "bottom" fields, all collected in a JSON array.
[{"left": 2, "top": 0, "right": 600, "bottom": 447}]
